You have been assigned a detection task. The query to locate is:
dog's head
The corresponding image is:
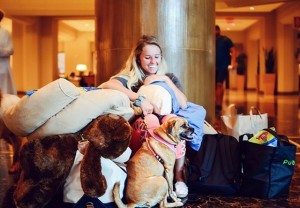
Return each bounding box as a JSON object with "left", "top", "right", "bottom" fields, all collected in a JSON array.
[
  {"left": 82, "top": 114, "right": 132, "bottom": 159},
  {"left": 154, "top": 116, "right": 194, "bottom": 145}
]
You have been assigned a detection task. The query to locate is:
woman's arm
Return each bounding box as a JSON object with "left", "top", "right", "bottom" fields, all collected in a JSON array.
[
  {"left": 143, "top": 74, "right": 187, "bottom": 109},
  {"left": 100, "top": 79, "right": 139, "bottom": 101},
  {"left": 100, "top": 79, "right": 157, "bottom": 115}
]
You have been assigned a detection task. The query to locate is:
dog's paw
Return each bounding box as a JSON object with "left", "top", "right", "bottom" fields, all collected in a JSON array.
[
  {"left": 168, "top": 190, "right": 181, "bottom": 203},
  {"left": 170, "top": 201, "right": 184, "bottom": 208}
]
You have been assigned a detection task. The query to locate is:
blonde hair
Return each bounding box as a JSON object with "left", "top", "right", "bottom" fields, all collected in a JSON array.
[{"left": 113, "top": 35, "right": 168, "bottom": 90}]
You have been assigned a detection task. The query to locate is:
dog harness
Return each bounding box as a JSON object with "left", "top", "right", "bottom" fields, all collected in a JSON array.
[
  {"left": 146, "top": 128, "right": 186, "bottom": 160},
  {"left": 137, "top": 115, "right": 185, "bottom": 164},
  {"left": 147, "top": 128, "right": 177, "bottom": 153},
  {"left": 146, "top": 128, "right": 177, "bottom": 165}
]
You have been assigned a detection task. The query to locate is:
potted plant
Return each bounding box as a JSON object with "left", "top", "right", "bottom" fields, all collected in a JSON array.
[{"left": 263, "top": 47, "right": 276, "bottom": 94}]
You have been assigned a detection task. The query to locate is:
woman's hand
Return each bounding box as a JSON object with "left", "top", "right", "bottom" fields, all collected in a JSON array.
[
  {"left": 140, "top": 99, "right": 161, "bottom": 116},
  {"left": 140, "top": 99, "right": 154, "bottom": 115}
]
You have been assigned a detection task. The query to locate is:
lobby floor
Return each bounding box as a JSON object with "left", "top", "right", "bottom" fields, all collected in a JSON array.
[{"left": 0, "top": 89, "right": 299, "bottom": 208}]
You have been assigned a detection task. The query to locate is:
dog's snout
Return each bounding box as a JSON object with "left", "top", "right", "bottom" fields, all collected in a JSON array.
[
  {"left": 189, "top": 126, "right": 194, "bottom": 134},
  {"left": 184, "top": 122, "right": 194, "bottom": 134}
]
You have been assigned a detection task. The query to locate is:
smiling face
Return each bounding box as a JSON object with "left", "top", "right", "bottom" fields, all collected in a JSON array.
[{"left": 139, "top": 44, "right": 162, "bottom": 75}]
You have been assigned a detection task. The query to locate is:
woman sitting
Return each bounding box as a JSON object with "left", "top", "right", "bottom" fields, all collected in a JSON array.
[{"left": 100, "top": 35, "right": 206, "bottom": 198}]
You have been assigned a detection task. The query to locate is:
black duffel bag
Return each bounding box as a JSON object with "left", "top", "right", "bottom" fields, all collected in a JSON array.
[{"left": 185, "top": 133, "right": 241, "bottom": 196}]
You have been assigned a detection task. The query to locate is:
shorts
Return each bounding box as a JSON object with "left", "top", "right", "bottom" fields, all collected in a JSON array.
[{"left": 216, "top": 68, "right": 228, "bottom": 84}]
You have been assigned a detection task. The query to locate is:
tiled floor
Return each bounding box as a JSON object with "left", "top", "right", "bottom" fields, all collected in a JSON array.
[{"left": 0, "top": 89, "right": 299, "bottom": 208}]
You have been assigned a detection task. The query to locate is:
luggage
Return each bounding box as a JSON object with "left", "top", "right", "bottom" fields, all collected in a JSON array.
[
  {"left": 239, "top": 129, "right": 296, "bottom": 198},
  {"left": 73, "top": 195, "right": 106, "bottom": 208},
  {"left": 186, "top": 133, "right": 241, "bottom": 195}
]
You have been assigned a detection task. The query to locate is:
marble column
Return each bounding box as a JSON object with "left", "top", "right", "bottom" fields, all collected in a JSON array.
[{"left": 95, "top": 0, "right": 215, "bottom": 122}]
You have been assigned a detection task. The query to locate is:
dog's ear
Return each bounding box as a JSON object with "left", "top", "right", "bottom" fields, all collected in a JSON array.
[
  {"left": 166, "top": 120, "right": 177, "bottom": 135},
  {"left": 167, "top": 124, "right": 173, "bottom": 134},
  {"left": 154, "top": 119, "right": 179, "bottom": 145},
  {"left": 82, "top": 114, "right": 132, "bottom": 159},
  {"left": 80, "top": 144, "right": 107, "bottom": 198}
]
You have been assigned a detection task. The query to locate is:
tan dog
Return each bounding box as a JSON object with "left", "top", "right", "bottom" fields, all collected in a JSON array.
[
  {"left": 113, "top": 116, "right": 194, "bottom": 208},
  {"left": 0, "top": 90, "right": 27, "bottom": 174}
]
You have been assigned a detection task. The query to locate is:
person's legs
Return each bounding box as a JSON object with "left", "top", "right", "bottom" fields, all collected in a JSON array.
[
  {"left": 175, "top": 155, "right": 185, "bottom": 182},
  {"left": 215, "top": 82, "right": 224, "bottom": 108},
  {"left": 174, "top": 156, "right": 188, "bottom": 198},
  {"left": 215, "top": 69, "right": 227, "bottom": 114}
]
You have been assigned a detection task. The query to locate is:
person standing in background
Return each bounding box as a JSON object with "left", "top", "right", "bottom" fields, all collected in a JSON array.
[
  {"left": 0, "top": 9, "right": 16, "bottom": 95},
  {"left": 215, "top": 25, "right": 236, "bottom": 115}
]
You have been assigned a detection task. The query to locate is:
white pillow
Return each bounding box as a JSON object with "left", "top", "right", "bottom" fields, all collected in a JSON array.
[
  {"left": 3, "top": 78, "right": 80, "bottom": 136},
  {"left": 203, "top": 120, "right": 218, "bottom": 134},
  {"left": 138, "top": 84, "right": 172, "bottom": 115},
  {"left": 28, "top": 89, "right": 133, "bottom": 140},
  {"left": 63, "top": 149, "right": 130, "bottom": 204}
]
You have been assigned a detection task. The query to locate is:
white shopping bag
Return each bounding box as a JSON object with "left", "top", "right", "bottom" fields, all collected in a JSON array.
[{"left": 221, "top": 104, "right": 268, "bottom": 140}]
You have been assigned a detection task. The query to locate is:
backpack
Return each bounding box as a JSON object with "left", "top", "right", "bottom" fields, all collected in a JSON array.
[
  {"left": 73, "top": 195, "right": 107, "bottom": 208},
  {"left": 186, "top": 133, "right": 241, "bottom": 196}
]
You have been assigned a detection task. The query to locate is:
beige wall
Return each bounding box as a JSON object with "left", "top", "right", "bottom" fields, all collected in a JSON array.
[
  {"left": 276, "top": 2, "right": 300, "bottom": 93},
  {"left": 8, "top": 17, "right": 94, "bottom": 92},
  {"left": 11, "top": 17, "right": 58, "bottom": 91},
  {"left": 222, "top": 31, "right": 246, "bottom": 44},
  {"left": 221, "top": 5, "right": 299, "bottom": 93},
  {"left": 245, "top": 21, "right": 262, "bottom": 90},
  {"left": 60, "top": 31, "right": 94, "bottom": 77}
]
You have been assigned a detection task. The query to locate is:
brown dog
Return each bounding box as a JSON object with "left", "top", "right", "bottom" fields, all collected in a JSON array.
[
  {"left": 113, "top": 116, "right": 194, "bottom": 208},
  {"left": 0, "top": 90, "right": 27, "bottom": 174},
  {"left": 14, "top": 114, "right": 132, "bottom": 208}
]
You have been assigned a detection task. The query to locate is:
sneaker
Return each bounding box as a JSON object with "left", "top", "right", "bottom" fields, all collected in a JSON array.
[{"left": 175, "top": 181, "right": 188, "bottom": 198}]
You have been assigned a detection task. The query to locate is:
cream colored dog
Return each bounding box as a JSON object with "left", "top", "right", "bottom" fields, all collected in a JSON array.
[{"left": 113, "top": 116, "right": 194, "bottom": 208}]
